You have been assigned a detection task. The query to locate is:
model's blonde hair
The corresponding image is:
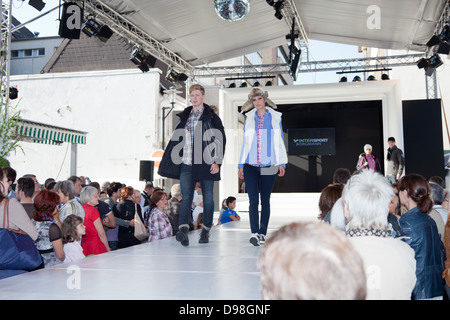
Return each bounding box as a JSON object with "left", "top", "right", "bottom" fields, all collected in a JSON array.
[{"left": 189, "top": 84, "right": 205, "bottom": 95}]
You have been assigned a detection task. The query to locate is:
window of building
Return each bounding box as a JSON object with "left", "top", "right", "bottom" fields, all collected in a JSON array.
[{"left": 11, "top": 48, "right": 46, "bottom": 59}]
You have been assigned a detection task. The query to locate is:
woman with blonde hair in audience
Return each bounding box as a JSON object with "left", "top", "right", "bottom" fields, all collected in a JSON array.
[{"left": 398, "top": 174, "right": 446, "bottom": 300}]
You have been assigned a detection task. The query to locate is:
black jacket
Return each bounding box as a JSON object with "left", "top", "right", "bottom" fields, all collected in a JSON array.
[
  {"left": 386, "top": 145, "right": 405, "bottom": 176},
  {"left": 158, "top": 104, "right": 226, "bottom": 181}
]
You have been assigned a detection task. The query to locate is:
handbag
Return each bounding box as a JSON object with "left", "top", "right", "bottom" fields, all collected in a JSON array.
[
  {"left": 134, "top": 203, "right": 149, "bottom": 241},
  {"left": 0, "top": 199, "right": 42, "bottom": 271}
]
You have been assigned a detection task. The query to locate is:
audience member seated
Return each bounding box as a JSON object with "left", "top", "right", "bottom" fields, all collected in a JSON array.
[
  {"left": 165, "top": 184, "right": 182, "bottom": 235},
  {"left": 16, "top": 177, "right": 35, "bottom": 219},
  {"left": 148, "top": 190, "right": 173, "bottom": 242},
  {"left": 258, "top": 221, "right": 367, "bottom": 300},
  {"left": 104, "top": 181, "right": 122, "bottom": 250},
  {"left": 33, "top": 189, "right": 65, "bottom": 267},
  {"left": 342, "top": 170, "right": 416, "bottom": 299},
  {"left": 113, "top": 186, "right": 142, "bottom": 249},
  {"left": 332, "top": 167, "right": 351, "bottom": 185},
  {"left": 387, "top": 193, "right": 403, "bottom": 238},
  {"left": 89, "top": 182, "right": 115, "bottom": 230},
  {"left": 192, "top": 195, "right": 204, "bottom": 229},
  {"left": 219, "top": 196, "right": 240, "bottom": 224},
  {"left": 429, "top": 182, "right": 448, "bottom": 240},
  {"left": 398, "top": 174, "right": 446, "bottom": 300},
  {"left": 318, "top": 183, "right": 344, "bottom": 222},
  {"left": 54, "top": 180, "right": 85, "bottom": 223},
  {"left": 0, "top": 171, "right": 38, "bottom": 240},
  {"left": 61, "top": 214, "right": 86, "bottom": 263},
  {"left": 2, "top": 167, "right": 17, "bottom": 199},
  {"left": 80, "top": 186, "right": 110, "bottom": 255}
]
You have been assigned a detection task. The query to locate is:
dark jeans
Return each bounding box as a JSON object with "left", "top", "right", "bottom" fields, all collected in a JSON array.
[
  {"left": 179, "top": 164, "right": 215, "bottom": 229},
  {"left": 243, "top": 164, "right": 277, "bottom": 235}
]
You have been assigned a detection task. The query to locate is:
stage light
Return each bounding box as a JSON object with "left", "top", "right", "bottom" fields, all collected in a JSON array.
[
  {"left": 352, "top": 76, "right": 361, "bottom": 82},
  {"left": 427, "top": 24, "right": 450, "bottom": 55},
  {"left": 130, "top": 48, "right": 156, "bottom": 73},
  {"left": 339, "top": 76, "right": 347, "bottom": 82},
  {"left": 28, "top": 0, "right": 46, "bottom": 11},
  {"left": 367, "top": 75, "right": 376, "bottom": 81},
  {"left": 82, "top": 18, "right": 101, "bottom": 37},
  {"left": 381, "top": 74, "right": 390, "bottom": 80},
  {"left": 240, "top": 82, "right": 248, "bottom": 87},
  {"left": 166, "top": 67, "right": 188, "bottom": 82},
  {"left": 273, "top": 0, "right": 285, "bottom": 20},
  {"left": 96, "top": 25, "right": 113, "bottom": 43},
  {"left": 417, "top": 54, "right": 443, "bottom": 76},
  {"left": 265, "top": 81, "right": 273, "bottom": 86},
  {"left": 253, "top": 81, "right": 260, "bottom": 87},
  {"left": 9, "top": 87, "right": 18, "bottom": 100},
  {"left": 82, "top": 18, "right": 114, "bottom": 43},
  {"left": 228, "top": 83, "right": 236, "bottom": 88},
  {"left": 214, "top": 0, "right": 250, "bottom": 22}
]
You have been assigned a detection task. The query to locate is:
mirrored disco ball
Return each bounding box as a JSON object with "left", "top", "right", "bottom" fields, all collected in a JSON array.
[{"left": 214, "top": 0, "right": 250, "bottom": 22}]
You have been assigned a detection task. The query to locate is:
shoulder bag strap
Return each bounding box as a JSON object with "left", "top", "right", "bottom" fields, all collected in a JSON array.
[{"left": 2, "top": 199, "right": 9, "bottom": 229}]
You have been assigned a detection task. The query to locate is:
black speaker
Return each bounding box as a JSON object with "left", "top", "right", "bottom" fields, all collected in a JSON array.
[
  {"left": 58, "top": 2, "right": 83, "bottom": 39},
  {"left": 139, "top": 160, "right": 154, "bottom": 182}
]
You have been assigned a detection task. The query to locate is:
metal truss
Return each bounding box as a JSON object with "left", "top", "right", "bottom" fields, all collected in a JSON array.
[
  {"left": 425, "top": 1, "right": 449, "bottom": 56},
  {"left": 1, "top": 0, "right": 12, "bottom": 101},
  {"left": 79, "top": 0, "right": 193, "bottom": 75},
  {"left": 280, "top": 0, "right": 310, "bottom": 62},
  {"left": 193, "top": 53, "right": 425, "bottom": 78},
  {"left": 81, "top": 0, "right": 309, "bottom": 78},
  {"left": 298, "top": 53, "right": 424, "bottom": 73},
  {"left": 194, "top": 63, "right": 291, "bottom": 79}
]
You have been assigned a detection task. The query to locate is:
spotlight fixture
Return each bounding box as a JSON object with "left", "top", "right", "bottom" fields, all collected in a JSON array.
[
  {"left": 82, "top": 18, "right": 101, "bottom": 37},
  {"left": 265, "top": 80, "right": 273, "bottom": 86},
  {"left": 417, "top": 54, "right": 443, "bottom": 76},
  {"left": 9, "top": 87, "right": 18, "bottom": 100},
  {"left": 273, "top": 0, "right": 285, "bottom": 20},
  {"left": 339, "top": 76, "right": 347, "bottom": 82},
  {"left": 367, "top": 75, "right": 376, "bottom": 81},
  {"left": 28, "top": 0, "right": 46, "bottom": 11},
  {"left": 267, "top": 0, "right": 284, "bottom": 20},
  {"left": 253, "top": 81, "right": 260, "bottom": 87},
  {"left": 130, "top": 48, "right": 156, "bottom": 72},
  {"left": 381, "top": 73, "right": 390, "bottom": 80},
  {"left": 426, "top": 24, "right": 450, "bottom": 55},
  {"left": 289, "top": 48, "right": 301, "bottom": 81},
  {"left": 352, "top": 76, "right": 361, "bottom": 82},
  {"left": 165, "top": 67, "right": 188, "bottom": 83},
  {"left": 240, "top": 82, "right": 248, "bottom": 87},
  {"left": 214, "top": 0, "right": 250, "bottom": 22},
  {"left": 82, "top": 18, "right": 114, "bottom": 43}
]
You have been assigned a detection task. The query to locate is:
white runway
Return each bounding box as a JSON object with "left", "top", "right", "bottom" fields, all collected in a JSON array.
[{"left": 0, "top": 194, "right": 319, "bottom": 300}]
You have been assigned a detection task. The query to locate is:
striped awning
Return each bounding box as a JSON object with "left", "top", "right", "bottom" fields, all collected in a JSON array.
[{"left": 14, "top": 119, "right": 87, "bottom": 145}]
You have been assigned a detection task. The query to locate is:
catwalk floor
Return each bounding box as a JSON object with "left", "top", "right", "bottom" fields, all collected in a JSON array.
[{"left": 0, "top": 193, "right": 319, "bottom": 300}]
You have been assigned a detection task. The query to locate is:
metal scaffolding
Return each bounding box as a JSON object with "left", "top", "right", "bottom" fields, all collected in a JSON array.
[{"left": 1, "top": 0, "right": 12, "bottom": 102}]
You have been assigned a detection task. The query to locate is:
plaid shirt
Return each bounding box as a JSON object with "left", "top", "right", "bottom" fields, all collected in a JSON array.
[
  {"left": 256, "top": 110, "right": 266, "bottom": 166},
  {"left": 147, "top": 207, "right": 173, "bottom": 242},
  {"left": 182, "top": 107, "right": 204, "bottom": 165}
]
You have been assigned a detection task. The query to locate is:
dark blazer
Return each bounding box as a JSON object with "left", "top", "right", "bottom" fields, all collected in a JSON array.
[
  {"left": 113, "top": 199, "right": 143, "bottom": 248},
  {"left": 158, "top": 104, "right": 226, "bottom": 181}
]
